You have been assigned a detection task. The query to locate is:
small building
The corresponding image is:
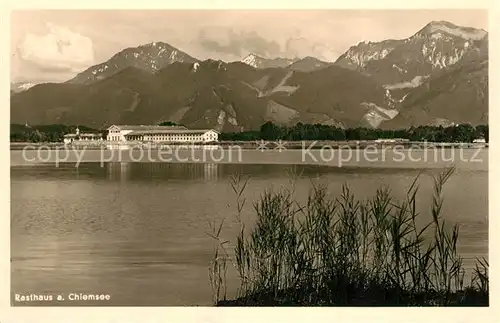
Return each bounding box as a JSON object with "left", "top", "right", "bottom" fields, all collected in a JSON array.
[
  {"left": 107, "top": 125, "right": 219, "bottom": 143},
  {"left": 374, "top": 138, "right": 409, "bottom": 144},
  {"left": 375, "top": 139, "right": 396, "bottom": 143},
  {"left": 63, "top": 127, "right": 103, "bottom": 144},
  {"left": 473, "top": 138, "right": 486, "bottom": 144}
]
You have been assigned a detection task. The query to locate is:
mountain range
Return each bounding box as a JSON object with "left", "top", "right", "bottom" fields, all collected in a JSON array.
[{"left": 11, "top": 20, "right": 488, "bottom": 131}]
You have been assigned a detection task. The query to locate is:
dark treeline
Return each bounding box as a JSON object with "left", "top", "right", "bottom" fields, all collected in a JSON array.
[
  {"left": 10, "top": 124, "right": 101, "bottom": 143},
  {"left": 158, "top": 121, "right": 184, "bottom": 127},
  {"left": 221, "top": 122, "right": 489, "bottom": 143},
  {"left": 10, "top": 122, "right": 489, "bottom": 143}
]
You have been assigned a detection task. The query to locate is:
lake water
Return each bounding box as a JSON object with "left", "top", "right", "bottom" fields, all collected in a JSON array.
[{"left": 11, "top": 149, "right": 488, "bottom": 306}]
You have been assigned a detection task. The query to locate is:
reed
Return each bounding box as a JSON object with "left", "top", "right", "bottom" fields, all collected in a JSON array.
[{"left": 208, "top": 167, "right": 488, "bottom": 306}]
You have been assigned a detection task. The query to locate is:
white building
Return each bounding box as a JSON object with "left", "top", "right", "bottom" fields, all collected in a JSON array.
[
  {"left": 375, "top": 139, "right": 396, "bottom": 143},
  {"left": 374, "top": 138, "right": 409, "bottom": 144},
  {"left": 63, "top": 127, "right": 103, "bottom": 144},
  {"left": 473, "top": 138, "right": 486, "bottom": 144},
  {"left": 106, "top": 125, "right": 220, "bottom": 143}
]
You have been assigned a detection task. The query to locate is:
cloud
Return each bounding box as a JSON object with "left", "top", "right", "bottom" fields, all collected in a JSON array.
[
  {"left": 285, "top": 37, "right": 339, "bottom": 62},
  {"left": 18, "top": 23, "right": 95, "bottom": 73},
  {"left": 198, "top": 28, "right": 281, "bottom": 59},
  {"left": 197, "top": 26, "right": 340, "bottom": 61}
]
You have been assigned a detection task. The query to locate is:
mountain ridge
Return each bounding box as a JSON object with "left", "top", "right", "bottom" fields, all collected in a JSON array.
[{"left": 11, "top": 20, "right": 488, "bottom": 131}]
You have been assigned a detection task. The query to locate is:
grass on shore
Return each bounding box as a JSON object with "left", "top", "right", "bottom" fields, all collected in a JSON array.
[{"left": 208, "top": 167, "right": 488, "bottom": 306}]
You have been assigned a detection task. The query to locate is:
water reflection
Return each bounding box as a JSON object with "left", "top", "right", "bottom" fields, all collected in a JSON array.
[
  {"left": 107, "top": 162, "right": 131, "bottom": 181},
  {"left": 106, "top": 162, "right": 220, "bottom": 181}
]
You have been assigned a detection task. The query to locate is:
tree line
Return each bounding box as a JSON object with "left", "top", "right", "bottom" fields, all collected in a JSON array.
[
  {"left": 10, "top": 121, "right": 182, "bottom": 143},
  {"left": 10, "top": 122, "right": 489, "bottom": 143},
  {"left": 220, "top": 122, "right": 489, "bottom": 143},
  {"left": 10, "top": 124, "right": 101, "bottom": 143}
]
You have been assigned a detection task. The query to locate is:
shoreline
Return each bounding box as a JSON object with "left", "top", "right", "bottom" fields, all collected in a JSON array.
[{"left": 10, "top": 140, "right": 489, "bottom": 149}]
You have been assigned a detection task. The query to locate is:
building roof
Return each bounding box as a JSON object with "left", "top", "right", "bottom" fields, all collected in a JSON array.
[
  {"left": 108, "top": 125, "right": 188, "bottom": 131},
  {"left": 124, "top": 129, "right": 219, "bottom": 136}
]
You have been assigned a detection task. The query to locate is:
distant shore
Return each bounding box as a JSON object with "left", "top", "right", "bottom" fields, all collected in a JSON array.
[{"left": 10, "top": 140, "right": 489, "bottom": 150}]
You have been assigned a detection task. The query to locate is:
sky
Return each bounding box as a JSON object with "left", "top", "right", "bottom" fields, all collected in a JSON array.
[{"left": 10, "top": 9, "right": 488, "bottom": 83}]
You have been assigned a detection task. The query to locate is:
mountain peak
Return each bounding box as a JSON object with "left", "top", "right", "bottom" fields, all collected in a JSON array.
[
  {"left": 140, "top": 41, "right": 173, "bottom": 49},
  {"left": 241, "top": 53, "right": 261, "bottom": 67},
  {"left": 243, "top": 53, "right": 260, "bottom": 59},
  {"left": 416, "top": 20, "right": 487, "bottom": 40},
  {"left": 427, "top": 20, "right": 458, "bottom": 28},
  {"left": 67, "top": 42, "right": 198, "bottom": 84},
  {"left": 240, "top": 53, "right": 298, "bottom": 69},
  {"left": 240, "top": 53, "right": 260, "bottom": 68}
]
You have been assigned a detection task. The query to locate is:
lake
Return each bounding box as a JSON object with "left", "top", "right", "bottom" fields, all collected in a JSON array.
[{"left": 10, "top": 149, "right": 488, "bottom": 306}]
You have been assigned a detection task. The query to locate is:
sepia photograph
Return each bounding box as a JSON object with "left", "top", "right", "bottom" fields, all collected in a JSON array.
[{"left": 9, "top": 9, "right": 489, "bottom": 307}]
